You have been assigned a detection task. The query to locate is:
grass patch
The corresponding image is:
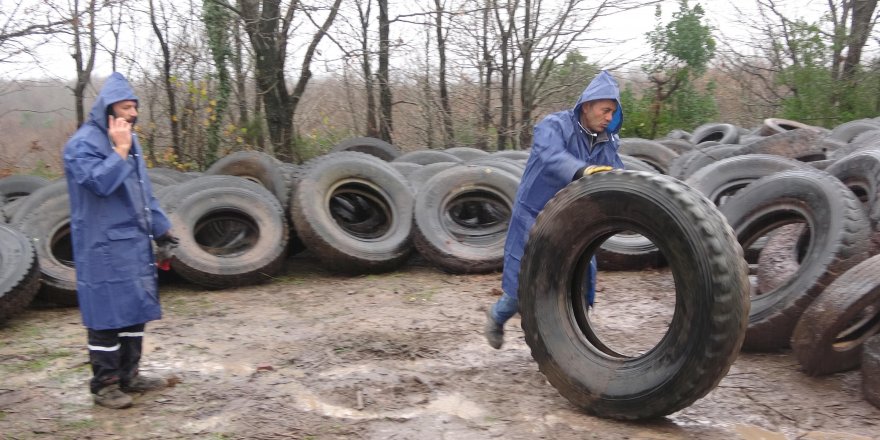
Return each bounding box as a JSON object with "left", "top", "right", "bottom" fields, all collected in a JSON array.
[{"left": 18, "top": 349, "right": 74, "bottom": 372}]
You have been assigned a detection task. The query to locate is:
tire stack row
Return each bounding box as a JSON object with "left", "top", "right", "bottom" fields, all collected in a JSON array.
[{"left": 635, "top": 117, "right": 880, "bottom": 409}]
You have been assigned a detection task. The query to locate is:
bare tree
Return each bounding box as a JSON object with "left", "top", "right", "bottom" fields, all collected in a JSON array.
[
  {"left": 514, "top": 0, "right": 659, "bottom": 147},
  {"left": 433, "top": 0, "right": 454, "bottom": 146},
  {"left": 148, "top": 0, "right": 182, "bottom": 159},
  {"left": 49, "top": 0, "right": 99, "bottom": 127},
  {"left": 0, "top": 1, "right": 69, "bottom": 66},
  {"left": 227, "top": 0, "right": 341, "bottom": 162},
  {"left": 377, "top": 0, "right": 393, "bottom": 143}
]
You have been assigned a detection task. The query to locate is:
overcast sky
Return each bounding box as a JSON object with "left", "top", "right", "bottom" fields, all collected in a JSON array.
[{"left": 0, "top": 0, "right": 851, "bottom": 82}]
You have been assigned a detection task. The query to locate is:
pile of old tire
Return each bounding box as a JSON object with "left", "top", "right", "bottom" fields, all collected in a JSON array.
[
  {"left": 518, "top": 170, "right": 749, "bottom": 419},
  {"left": 290, "top": 151, "right": 414, "bottom": 274},
  {"left": 8, "top": 179, "right": 78, "bottom": 306},
  {"left": 0, "top": 223, "right": 40, "bottom": 322},
  {"left": 159, "top": 175, "right": 289, "bottom": 289},
  {"left": 411, "top": 161, "right": 520, "bottom": 274},
  {"left": 0, "top": 174, "right": 52, "bottom": 222}
]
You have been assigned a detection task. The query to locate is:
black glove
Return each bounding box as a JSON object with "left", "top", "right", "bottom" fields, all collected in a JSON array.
[
  {"left": 155, "top": 232, "right": 179, "bottom": 247},
  {"left": 155, "top": 232, "right": 179, "bottom": 264}
]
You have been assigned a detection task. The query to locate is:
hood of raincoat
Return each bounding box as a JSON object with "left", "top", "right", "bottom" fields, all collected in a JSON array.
[
  {"left": 63, "top": 72, "right": 169, "bottom": 331},
  {"left": 572, "top": 70, "right": 623, "bottom": 135},
  {"left": 88, "top": 72, "right": 139, "bottom": 132},
  {"left": 498, "top": 70, "right": 625, "bottom": 308}
]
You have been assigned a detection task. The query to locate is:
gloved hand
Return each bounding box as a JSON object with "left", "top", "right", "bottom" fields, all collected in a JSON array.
[
  {"left": 155, "top": 232, "right": 179, "bottom": 270},
  {"left": 155, "top": 232, "right": 179, "bottom": 247},
  {"left": 581, "top": 165, "right": 613, "bottom": 178}
]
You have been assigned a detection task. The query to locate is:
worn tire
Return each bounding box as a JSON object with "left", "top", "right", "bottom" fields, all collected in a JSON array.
[
  {"left": 491, "top": 150, "right": 530, "bottom": 161},
  {"left": 685, "top": 154, "right": 809, "bottom": 206},
  {"left": 413, "top": 165, "right": 517, "bottom": 274},
  {"left": 720, "top": 168, "right": 871, "bottom": 351},
  {"left": 756, "top": 118, "right": 816, "bottom": 136},
  {"left": 0, "top": 175, "right": 51, "bottom": 204},
  {"left": 656, "top": 138, "right": 696, "bottom": 155},
  {"left": 690, "top": 123, "right": 740, "bottom": 145},
  {"left": 826, "top": 149, "right": 880, "bottom": 254},
  {"left": 0, "top": 224, "right": 40, "bottom": 321},
  {"left": 668, "top": 144, "right": 751, "bottom": 180},
  {"left": 864, "top": 334, "right": 880, "bottom": 409},
  {"left": 755, "top": 224, "right": 806, "bottom": 296},
  {"left": 205, "top": 150, "right": 290, "bottom": 209},
  {"left": 829, "top": 119, "right": 880, "bottom": 144},
  {"left": 745, "top": 128, "right": 829, "bottom": 161},
  {"left": 464, "top": 156, "right": 525, "bottom": 179},
  {"left": 443, "top": 146, "right": 489, "bottom": 161},
  {"left": 618, "top": 154, "right": 656, "bottom": 173},
  {"left": 791, "top": 254, "right": 880, "bottom": 376},
  {"left": 160, "top": 175, "right": 289, "bottom": 289},
  {"left": 520, "top": 170, "right": 749, "bottom": 420},
  {"left": 618, "top": 138, "right": 678, "bottom": 174},
  {"left": 9, "top": 180, "right": 76, "bottom": 306},
  {"left": 408, "top": 162, "right": 460, "bottom": 195},
  {"left": 329, "top": 136, "right": 401, "bottom": 161},
  {"left": 393, "top": 149, "right": 463, "bottom": 165},
  {"left": 291, "top": 152, "right": 414, "bottom": 274}
]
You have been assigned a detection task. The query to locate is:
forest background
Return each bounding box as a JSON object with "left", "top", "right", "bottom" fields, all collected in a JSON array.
[{"left": 0, "top": 0, "right": 878, "bottom": 176}]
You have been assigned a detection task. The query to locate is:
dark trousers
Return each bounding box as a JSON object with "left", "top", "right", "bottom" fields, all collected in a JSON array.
[{"left": 87, "top": 323, "right": 146, "bottom": 393}]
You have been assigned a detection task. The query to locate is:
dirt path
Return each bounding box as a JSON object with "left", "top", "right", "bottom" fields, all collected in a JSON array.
[{"left": 1, "top": 254, "right": 878, "bottom": 439}]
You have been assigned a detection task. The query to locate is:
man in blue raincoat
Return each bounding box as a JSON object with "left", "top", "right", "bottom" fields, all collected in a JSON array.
[
  {"left": 63, "top": 72, "right": 178, "bottom": 408},
  {"left": 484, "top": 70, "right": 625, "bottom": 349}
]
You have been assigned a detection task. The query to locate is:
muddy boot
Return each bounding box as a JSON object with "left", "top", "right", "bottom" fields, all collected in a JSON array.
[
  {"left": 93, "top": 383, "right": 133, "bottom": 409},
  {"left": 484, "top": 310, "right": 504, "bottom": 349},
  {"left": 121, "top": 374, "right": 167, "bottom": 393}
]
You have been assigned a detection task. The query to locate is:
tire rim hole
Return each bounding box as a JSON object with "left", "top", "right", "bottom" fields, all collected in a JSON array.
[
  {"left": 442, "top": 193, "right": 510, "bottom": 242},
  {"left": 193, "top": 210, "right": 260, "bottom": 257},
  {"left": 832, "top": 305, "right": 880, "bottom": 351},
  {"left": 50, "top": 223, "right": 75, "bottom": 268},
  {"left": 573, "top": 233, "right": 674, "bottom": 359},
  {"left": 329, "top": 184, "right": 392, "bottom": 240}
]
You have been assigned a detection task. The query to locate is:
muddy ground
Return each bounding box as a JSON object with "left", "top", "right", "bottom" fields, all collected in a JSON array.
[{"left": 1, "top": 253, "right": 879, "bottom": 440}]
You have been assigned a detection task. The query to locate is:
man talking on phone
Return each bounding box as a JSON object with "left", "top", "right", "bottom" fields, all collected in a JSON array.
[{"left": 63, "top": 72, "right": 178, "bottom": 409}]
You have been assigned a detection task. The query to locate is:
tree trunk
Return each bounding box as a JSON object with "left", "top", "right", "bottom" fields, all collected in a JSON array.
[
  {"left": 494, "top": 0, "right": 512, "bottom": 150},
  {"left": 518, "top": 0, "right": 533, "bottom": 149},
  {"left": 72, "top": 0, "right": 97, "bottom": 128},
  {"left": 377, "top": 0, "right": 393, "bottom": 143},
  {"left": 476, "top": 2, "right": 492, "bottom": 150},
  {"left": 233, "top": 19, "right": 249, "bottom": 126},
  {"left": 357, "top": 1, "right": 379, "bottom": 138},
  {"left": 434, "top": 0, "right": 454, "bottom": 147},
  {"left": 843, "top": 0, "right": 878, "bottom": 80},
  {"left": 149, "top": 0, "right": 182, "bottom": 159},
  {"left": 288, "top": 0, "right": 342, "bottom": 162},
  {"left": 239, "top": 0, "right": 293, "bottom": 161}
]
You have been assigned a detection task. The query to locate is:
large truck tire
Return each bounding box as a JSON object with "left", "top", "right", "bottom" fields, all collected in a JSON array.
[
  {"left": 291, "top": 152, "right": 414, "bottom": 274},
  {"left": 720, "top": 168, "right": 871, "bottom": 351},
  {"left": 328, "top": 136, "right": 401, "bottom": 161},
  {"left": 161, "top": 176, "right": 289, "bottom": 289},
  {"left": 413, "top": 165, "right": 517, "bottom": 274},
  {"left": 519, "top": 170, "right": 749, "bottom": 420},
  {"left": 791, "top": 254, "right": 880, "bottom": 376},
  {"left": 0, "top": 224, "right": 40, "bottom": 322}
]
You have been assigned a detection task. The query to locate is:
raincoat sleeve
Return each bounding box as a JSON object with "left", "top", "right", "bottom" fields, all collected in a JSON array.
[
  {"left": 66, "top": 138, "right": 134, "bottom": 197},
  {"left": 531, "top": 118, "right": 587, "bottom": 188},
  {"left": 149, "top": 192, "right": 172, "bottom": 238}
]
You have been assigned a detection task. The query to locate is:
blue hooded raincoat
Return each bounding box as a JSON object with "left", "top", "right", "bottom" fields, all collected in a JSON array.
[
  {"left": 63, "top": 72, "right": 171, "bottom": 331},
  {"left": 500, "top": 70, "right": 624, "bottom": 310}
]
